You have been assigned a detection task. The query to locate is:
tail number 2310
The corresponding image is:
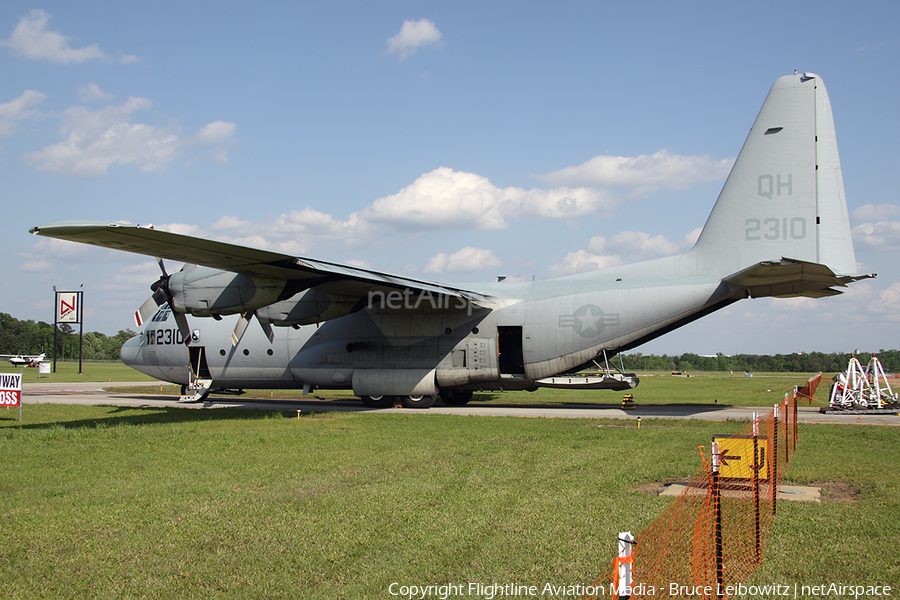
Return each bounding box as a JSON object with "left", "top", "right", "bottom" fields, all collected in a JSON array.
[{"left": 745, "top": 217, "right": 806, "bottom": 241}]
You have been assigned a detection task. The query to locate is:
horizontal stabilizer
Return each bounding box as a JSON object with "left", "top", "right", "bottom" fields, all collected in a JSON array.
[{"left": 724, "top": 258, "right": 875, "bottom": 299}]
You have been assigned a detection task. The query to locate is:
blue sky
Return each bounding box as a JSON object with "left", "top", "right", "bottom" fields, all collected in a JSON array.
[{"left": 1, "top": 1, "right": 899, "bottom": 355}]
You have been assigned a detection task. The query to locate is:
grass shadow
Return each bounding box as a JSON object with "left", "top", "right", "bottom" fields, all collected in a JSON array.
[{"left": 1, "top": 404, "right": 310, "bottom": 431}]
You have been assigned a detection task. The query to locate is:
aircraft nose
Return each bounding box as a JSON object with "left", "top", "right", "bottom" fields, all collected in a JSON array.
[{"left": 119, "top": 334, "right": 142, "bottom": 366}]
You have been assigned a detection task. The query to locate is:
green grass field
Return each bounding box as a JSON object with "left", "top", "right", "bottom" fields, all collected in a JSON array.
[
  {"left": 0, "top": 360, "right": 156, "bottom": 383},
  {"left": 42, "top": 361, "right": 828, "bottom": 408},
  {"left": 1, "top": 377, "right": 898, "bottom": 599}
]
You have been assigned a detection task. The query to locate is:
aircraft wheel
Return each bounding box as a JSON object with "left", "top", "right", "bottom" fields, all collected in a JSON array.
[
  {"left": 441, "top": 390, "right": 473, "bottom": 406},
  {"left": 360, "top": 395, "right": 394, "bottom": 408},
  {"left": 180, "top": 384, "right": 188, "bottom": 396},
  {"left": 400, "top": 394, "right": 435, "bottom": 409}
]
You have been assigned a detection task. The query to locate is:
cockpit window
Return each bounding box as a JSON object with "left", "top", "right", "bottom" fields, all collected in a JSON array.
[{"left": 152, "top": 303, "right": 171, "bottom": 322}]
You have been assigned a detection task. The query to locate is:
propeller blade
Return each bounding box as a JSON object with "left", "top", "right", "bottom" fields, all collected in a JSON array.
[
  {"left": 151, "top": 285, "right": 168, "bottom": 308},
  {"left": 134, "top": 296, "right": 159, "bottom": 328},
  {"left": 231, "top": 312, "right": 251, "bottom": 346},
  {"left": 259, "top": 318, "right": 275, "bottom": 344},
  {"left": 173, "top": 311, "right": 191, "bottom": 346}
]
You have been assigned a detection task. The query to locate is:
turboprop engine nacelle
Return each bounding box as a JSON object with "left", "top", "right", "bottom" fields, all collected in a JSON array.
[
  {"left": 255, "top": 289, "right": 361, "bottom": 327},
  {"left": 165, "top": 266, "right": 290, "bottom": 318}
]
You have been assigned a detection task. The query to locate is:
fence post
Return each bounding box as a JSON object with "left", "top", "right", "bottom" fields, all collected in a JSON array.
[
  {"left": 793, "top": 386, "right": 799, "bottom": 449},
  {"left": 771, "top": 405, "right": 778, "bottom": 515},
  {"left": 615, "top": 531, "right": 634, "bottom": 600},
  {"left": 783, "top": 394, "right": 790, "bottom": 461},
  {"left": 752, "top": 412, "right": 761, "bottom": 564},
  {"left": 711, "top": 441, "right": 724, "bottom": 595}
]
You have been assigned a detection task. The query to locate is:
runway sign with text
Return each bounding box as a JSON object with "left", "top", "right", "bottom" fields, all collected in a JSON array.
[{"left": 1, "top": 373, "right": 22, "bottom": 407}]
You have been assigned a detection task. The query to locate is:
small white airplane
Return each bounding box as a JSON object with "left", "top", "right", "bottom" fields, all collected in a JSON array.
[{"left": 3, "top": 353, "right": 46, "bottom": 367}]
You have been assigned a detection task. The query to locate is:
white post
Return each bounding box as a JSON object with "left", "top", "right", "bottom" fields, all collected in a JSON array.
[{"left": 616, "top": 531, "right": 634, "bottom": 599}]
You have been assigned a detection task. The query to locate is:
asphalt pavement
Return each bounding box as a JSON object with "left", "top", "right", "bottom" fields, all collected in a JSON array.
[{"left": 18, "top": 381, "right": 900, "bottom": 425}]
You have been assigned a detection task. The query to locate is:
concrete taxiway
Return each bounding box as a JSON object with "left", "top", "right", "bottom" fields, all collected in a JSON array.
[{"left": 18, "top": 381, "right": 900, "bottom": 425}]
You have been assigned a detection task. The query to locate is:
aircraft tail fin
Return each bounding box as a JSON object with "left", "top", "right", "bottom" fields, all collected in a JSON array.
[{"left": 689, "top": 73, "right": 859, "bottom": 278}]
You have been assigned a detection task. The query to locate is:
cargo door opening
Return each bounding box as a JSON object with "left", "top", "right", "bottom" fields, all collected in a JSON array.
[
  {"left": 498, "top": 326, "right": 525, "bottom": 376},
  {"left": 189, "top": 346, "right": 211, "bottom": 379}
]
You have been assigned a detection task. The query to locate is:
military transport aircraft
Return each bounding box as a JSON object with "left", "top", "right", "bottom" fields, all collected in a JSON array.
[
  {"left": 30, "top": 73, "right": 873, "bottom": 407},
  {"left": 3, "top": 353, "right": 46, "bottom": 367}
]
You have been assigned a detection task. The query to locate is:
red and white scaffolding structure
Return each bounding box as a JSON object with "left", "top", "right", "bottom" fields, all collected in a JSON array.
[{"left": 829, "top": 355, "right": 898, "bottom": 409}]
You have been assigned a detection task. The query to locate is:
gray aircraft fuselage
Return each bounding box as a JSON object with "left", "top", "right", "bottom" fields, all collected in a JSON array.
[{"left": 122, "top": 253, "right": 725, "bottom": 394}]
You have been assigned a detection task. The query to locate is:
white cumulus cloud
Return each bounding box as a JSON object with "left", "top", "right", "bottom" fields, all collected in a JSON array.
[
  {"left": 207, "top": 208, "right": 361, "bottom": 255},
  {"left": 867, "top": 282, "right": 900, "bottom": 321},
  {"left": 852, "top": 203, "right": 900, "bottom": 223},
  {"left": 537, "top": 150, "right": 734, "bottom": 196},
  {"left": 24, "top": 97, "right": 236, "bottom": 176},
  {"left": 2, "top": 9, "right": 105, "bottom": 63},
  {"left": 548, "top": 228, "right": 699, "bottom": 277},
  {"left": 386, "top": 18, "right": 442, "bottom": 60},
  {"left": 78, "top": 83, "right": 114, "bottom": 103},
  {"left": 852, "top": 221, "right": 900, "bottom": 252},
  {"left": 546, "top": 250, "right": 624, "bottom": 278},
  {"left": 17, "top": 259, "right": 52, "bottom": 272},
  {"left": 0, "top": 90, "right": 46, "bottom": 136},
  {"left": 358, "top": 167, "right": 608, "bottom": 231},
  {"left": 98, "top": 261, "right": 165, "bottom": 291},
  {"left": 157, "top": 223, "right": 200, "bottom": 237},
  {"left": 424, "top": 247, "right": 502, "bottom": 273},
  {"left": 196, "top": 121, "right": 236, "bottom": 144},
  {"left": 129, "top": 166, "right": 618, "bottom": 269},
  {"left": 604, "top": 230, "right": 683, "bottom": 258}
]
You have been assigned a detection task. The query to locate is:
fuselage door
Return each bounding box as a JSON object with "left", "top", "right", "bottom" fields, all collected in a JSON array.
[
  {"left": 189, "top": 346, "right": 212, "bottom": 379},
  {"left": 498, "top": 325, "right": 525, "bottom": 376}
]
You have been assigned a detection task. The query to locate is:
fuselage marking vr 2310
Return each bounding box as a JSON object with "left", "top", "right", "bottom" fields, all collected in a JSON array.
[{"left": 30, "top": 73, "right": 873, "bottom": 408}]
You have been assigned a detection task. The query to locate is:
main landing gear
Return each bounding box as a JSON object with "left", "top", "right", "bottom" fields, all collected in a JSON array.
[
  {"left": 359, "top": 394, "right": 436, "bottom": 409},
  {"left": 360, "top": 395, "right": 395, "bottom": 409},
  {"left": 359, "top": 390, "right": 474, "bottom": 409}
]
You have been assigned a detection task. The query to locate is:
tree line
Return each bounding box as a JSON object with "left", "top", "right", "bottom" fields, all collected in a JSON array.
[
  {"left": 620, "top": 350, "right": 900, "bottom": 374},
  {"left": 0, "top": 313, "right": 136, "bottom": 362}
]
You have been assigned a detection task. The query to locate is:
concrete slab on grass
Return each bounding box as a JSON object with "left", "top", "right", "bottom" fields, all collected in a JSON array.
[{"left": 659, "top": 482, "right": 820, "bottom": 503}]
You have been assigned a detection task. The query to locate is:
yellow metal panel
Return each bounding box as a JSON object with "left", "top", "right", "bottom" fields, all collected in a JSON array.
[{"left": 712, "top": 436, "right": 769, "bottom": 480}]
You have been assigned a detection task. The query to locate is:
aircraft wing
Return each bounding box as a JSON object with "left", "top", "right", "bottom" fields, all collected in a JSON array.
[
  {"left": 30, "top": 221, "right": 494, "bottom": 304},
  {"left": 724, "top": 258, "right": 875, "bottom": 299}
]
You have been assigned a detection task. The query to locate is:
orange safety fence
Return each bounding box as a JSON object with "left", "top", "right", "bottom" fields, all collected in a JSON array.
[{"left": 585, "top": 374, "right": 822, "bottom": 600}]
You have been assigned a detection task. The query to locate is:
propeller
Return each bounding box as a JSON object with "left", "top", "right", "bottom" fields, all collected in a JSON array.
[
  {"left": 134, "top": 259, "right": 276, "bottom": 347},
  {"left": 134, "top": 258, "right": 191, "bottom": 344},
  {"left": 231, "top": 311, "right": 275, "bottom": 347}
]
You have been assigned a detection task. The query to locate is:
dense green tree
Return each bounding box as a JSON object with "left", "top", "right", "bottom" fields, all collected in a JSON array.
[
  {"left": 0, "top": 313, "right": 136, "bottom": 361},
  {"left": 622, "top": 350, "right": 900, "bottom": 374}
]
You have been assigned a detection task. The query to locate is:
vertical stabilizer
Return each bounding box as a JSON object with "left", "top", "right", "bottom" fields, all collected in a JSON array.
[{"left": 690, "top": 73, "right": 857, "bottom": 276}]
